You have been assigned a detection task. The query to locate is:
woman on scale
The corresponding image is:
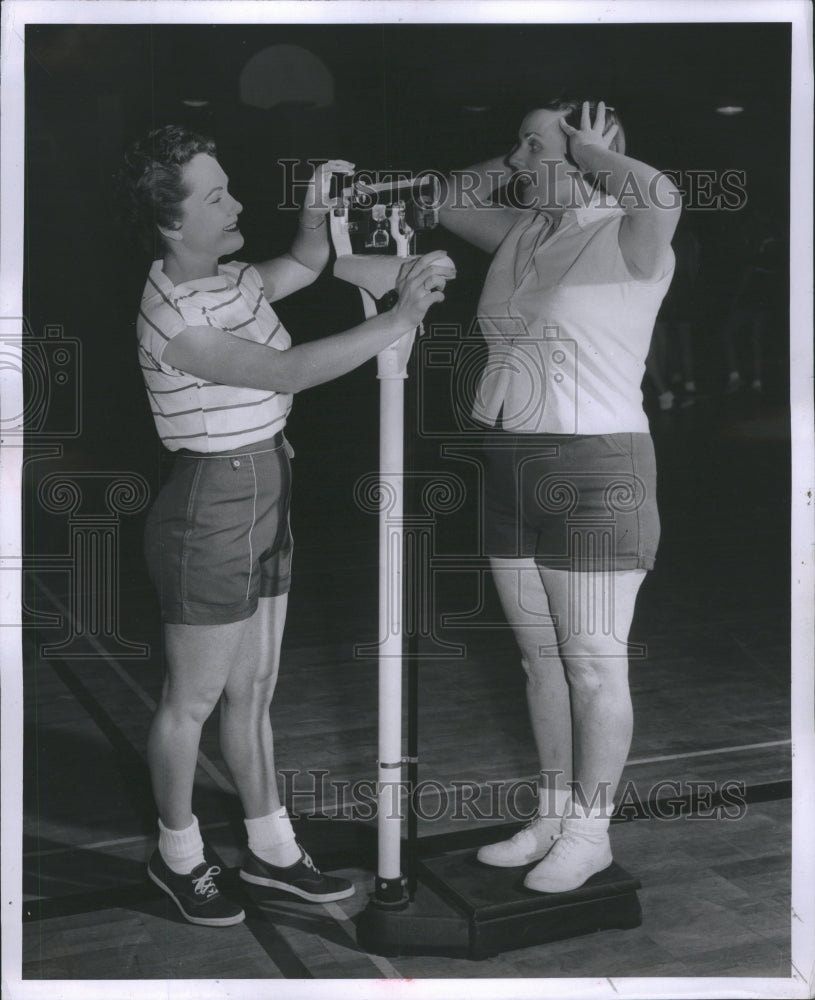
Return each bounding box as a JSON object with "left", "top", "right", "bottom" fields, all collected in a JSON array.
[{"left": 439, "top": 100, "right": 680, "bottom": 892}]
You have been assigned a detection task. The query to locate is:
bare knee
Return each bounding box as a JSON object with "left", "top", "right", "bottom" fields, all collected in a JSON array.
[
  {"left": 564, "top": 661, "right": 603, "bottom": 698},
  {"left": 519, "top": 646, "right": 562, "bottom": 687},
  {"left": 562, "top": 654, "right": 629, "bottom": 700},
  {"left": 508, "top": 623, "right": 561, "bottom": 687},
  {"left": 158, "top": 678, "right": 224, "bottom": 728},
  {"left": 222, "top": 669, "right": 278, "bottom": 715}
]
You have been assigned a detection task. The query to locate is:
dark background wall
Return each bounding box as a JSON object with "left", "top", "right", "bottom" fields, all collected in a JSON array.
[{"left": 22, "top": 22, "right": 791, "bottom": 572}]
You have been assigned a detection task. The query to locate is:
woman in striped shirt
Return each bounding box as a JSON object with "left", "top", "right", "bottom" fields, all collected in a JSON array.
[{"left": 121, "top": 124, "right": 453, "bottom": 927}]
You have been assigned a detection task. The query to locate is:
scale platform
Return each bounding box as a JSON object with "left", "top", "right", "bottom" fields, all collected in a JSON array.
[{"left": 356, "top": 848, "right": 642, "bottom": 960}]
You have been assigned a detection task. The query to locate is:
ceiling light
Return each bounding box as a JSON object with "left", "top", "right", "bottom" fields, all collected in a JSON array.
[{"left": 716, "top": 105, "right": 744, "bottom": 116}]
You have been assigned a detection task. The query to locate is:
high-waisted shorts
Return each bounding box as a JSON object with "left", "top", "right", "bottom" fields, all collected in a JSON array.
[
  {"left": 483, "top": 431, "right": 660, "bottom": 572},
  {"left": 144, "top": 433, "right": 293, "bottom": 625}
]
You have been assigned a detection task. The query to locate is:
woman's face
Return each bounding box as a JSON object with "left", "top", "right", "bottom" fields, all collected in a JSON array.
[
  {"left": 169, "top": 153, "right": 244, "bottom": 259},
  {"left": 507, "top": 109, "right": 575, "bottom": 209}
]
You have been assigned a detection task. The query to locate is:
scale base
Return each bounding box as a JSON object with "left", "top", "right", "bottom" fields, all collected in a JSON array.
[{"left": 356, "top": 848, "right": 642, "bottom": 960}]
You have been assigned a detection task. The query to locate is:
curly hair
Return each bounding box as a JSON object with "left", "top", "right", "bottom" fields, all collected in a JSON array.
[{"left": 118, "top": 124, "right": 217, "bottom": 254}]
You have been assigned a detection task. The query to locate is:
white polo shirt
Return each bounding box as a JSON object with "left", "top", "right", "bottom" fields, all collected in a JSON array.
[
  {"left": 474, "top": 196, "right": 674, "bottom": 435},
  {"left": 137, "top": 260, "right": 293, "bottom": 452}
]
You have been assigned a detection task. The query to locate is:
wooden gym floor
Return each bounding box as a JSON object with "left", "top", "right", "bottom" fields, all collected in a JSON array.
[{"left": 15, "top": 380, "right": 796, "bottom": 984}]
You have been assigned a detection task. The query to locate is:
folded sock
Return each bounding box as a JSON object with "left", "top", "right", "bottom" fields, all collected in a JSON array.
[
  {"left": 158, "top": 815, "right": 206, "bottom": 875},
  {"left": 562, "top": 804, "right": 611, "bottom": 842},
  {"left": 245, "top": 806, "right": 302, "bottom": 867},
  {"left": 538, "top": 787, "right": 572, "bottom": 820}
]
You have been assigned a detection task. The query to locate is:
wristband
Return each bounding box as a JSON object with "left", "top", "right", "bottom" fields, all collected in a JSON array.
[{"left": 376, "top": 289, "right": 399, "bottom": 313}]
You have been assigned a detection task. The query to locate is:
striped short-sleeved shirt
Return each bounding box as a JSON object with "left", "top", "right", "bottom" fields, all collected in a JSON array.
[{"left": 137, "top": 260, "right": 293, "bottom": 453}]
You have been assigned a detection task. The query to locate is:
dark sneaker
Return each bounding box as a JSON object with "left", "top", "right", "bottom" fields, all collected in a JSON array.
[
  {"left": 240, "top": 847, "right": 355, "bottom": 902},
  {"left": 148, "top": 850, "right": 245, "bottom": 927}
]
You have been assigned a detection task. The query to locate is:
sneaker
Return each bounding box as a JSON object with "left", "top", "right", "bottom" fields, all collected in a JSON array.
[
  {"left": 476, "top": 816, "right": 561, "bottom": 868},
  {"left": 523, "top": 831, "right": 613, "bottom": 893},
  {"left": 240, "top": 847, "right": 355, "bottom": 902},
  {"left": 147, "top": 850, "right": 245, "bottom": 927}
]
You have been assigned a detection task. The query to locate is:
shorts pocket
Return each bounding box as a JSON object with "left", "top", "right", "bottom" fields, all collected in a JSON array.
[{"left": 597, "top": 433, "right": 633, "bottom": 459}]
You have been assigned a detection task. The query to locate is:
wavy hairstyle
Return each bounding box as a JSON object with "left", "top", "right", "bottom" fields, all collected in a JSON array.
[{"left": 118, "top": 124, "right": 217, "bottom": 254}]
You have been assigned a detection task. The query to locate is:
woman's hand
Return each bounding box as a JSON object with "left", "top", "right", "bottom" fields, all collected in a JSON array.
[
  {"left": 558, "top": 102, "right": 680, "bottom": 279},
  {"left": 391, "top": 251, "right": 456, "bottom": 329},
  {"left": 558, "top": 101, "right": 619, "bottom": 171},
  {"left": 302, "top": 158, "right": 356, "bottom": 219}
]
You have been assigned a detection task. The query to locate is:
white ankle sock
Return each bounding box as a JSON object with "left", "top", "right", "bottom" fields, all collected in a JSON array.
[
  {"left": 245, "top": 806, "right": 302, "bottom": 867},
  {"left": 158, "top": 815, "right": 206, "bottom": 875},
  {"left": 563, "top": 804, "right": 611, "bottom": 841},
  {"left": 538, "top": 787, "right": 571, "bottom": 821}
]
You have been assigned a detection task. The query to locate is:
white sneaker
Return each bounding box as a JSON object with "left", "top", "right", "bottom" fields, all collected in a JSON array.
[
  {"left": 476, "top": 816, "right": 561, "bottom": 868},
  {"left": 522, "top": 830, "right": 612, "bottom": 893}
]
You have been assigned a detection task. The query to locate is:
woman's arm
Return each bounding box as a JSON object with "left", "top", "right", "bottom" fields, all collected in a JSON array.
[
  {"left": 254, "top": 159, "right": 355, "bottom": 302},
  {"left": 162, "top": 252, "right": 454, "bottom": 394},
  {"left": 560, "top": 102, "right": 681, "bottom": 280},
  {"left": 438, "top": 156, "right": 520, "bottom": 253}
]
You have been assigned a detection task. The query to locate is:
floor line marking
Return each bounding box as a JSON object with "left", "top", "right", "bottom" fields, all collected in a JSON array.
[
  {"left": 730, "top": 631, "right": 773, "bottom": 670},
  {"left": 23, "top": 822, "right": 232, "bottom": 859},
  {"left": 406, "top": 739, "right": 792, "bottom": 803},
  {"left": 322, "top": 900, "right": 402, "bottom": 979},
  {"left": 625, "top": 739, "right": 790, "bottom": 767},
  {"left": 29, "top": 579, "right": 790, "bottom": 841},
  {"left": 33, "top": 575, "right": 236, "bottom": 796}
]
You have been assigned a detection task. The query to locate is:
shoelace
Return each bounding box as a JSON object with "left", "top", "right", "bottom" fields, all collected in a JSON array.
[
  {"left": 514, "top": 816, "right": 557, "bottom": 843},
  {"left": 549, "top": 835, "right": 579, "bottom": 858},
  {"left": 548, "top": 832, "right": 603, "bottom": 860},
  {"left": 301, "top": 851, "right": 320, "bottom": 874},
  {"left": 192, "top": 865, "right": 221, "bottom": 898}
]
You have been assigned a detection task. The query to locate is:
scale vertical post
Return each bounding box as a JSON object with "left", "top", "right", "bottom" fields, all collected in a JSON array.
[
  {"left": 374, "top": 348, "right": 408, "bottom": 903},
  {"left": 330, "top": 187, "right": 428, "bottom": 907},
  {"left": 331, "top": 196, "right": 413, "bottom": 903},
  {"left": 373, "top": 210, "right": 413, "bottom": 904}
]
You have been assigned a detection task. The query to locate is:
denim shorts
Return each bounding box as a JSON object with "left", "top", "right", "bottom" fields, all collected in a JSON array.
[
  {"left": 483, "top": 431, "right": 660, "bottom": 571},
  {"left": 144, "top": 433, "right": 293, "bottom": 625}
]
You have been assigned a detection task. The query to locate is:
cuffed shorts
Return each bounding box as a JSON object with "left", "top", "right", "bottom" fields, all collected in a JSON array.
[
  {"left": 144, "top": 433, "right": 293, "bottom": 625},
  {"left": 483, "top": 431, "right": 660, "bottom": 571}
]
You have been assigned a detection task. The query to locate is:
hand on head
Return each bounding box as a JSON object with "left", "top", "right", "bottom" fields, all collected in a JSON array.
[{"left": 559, "top": 101, "right": 619, "bottom": 169}]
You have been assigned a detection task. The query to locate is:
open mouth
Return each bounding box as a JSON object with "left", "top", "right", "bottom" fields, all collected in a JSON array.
[{"left": 223, "top": 223, "right": 240, "bottom": 232}]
